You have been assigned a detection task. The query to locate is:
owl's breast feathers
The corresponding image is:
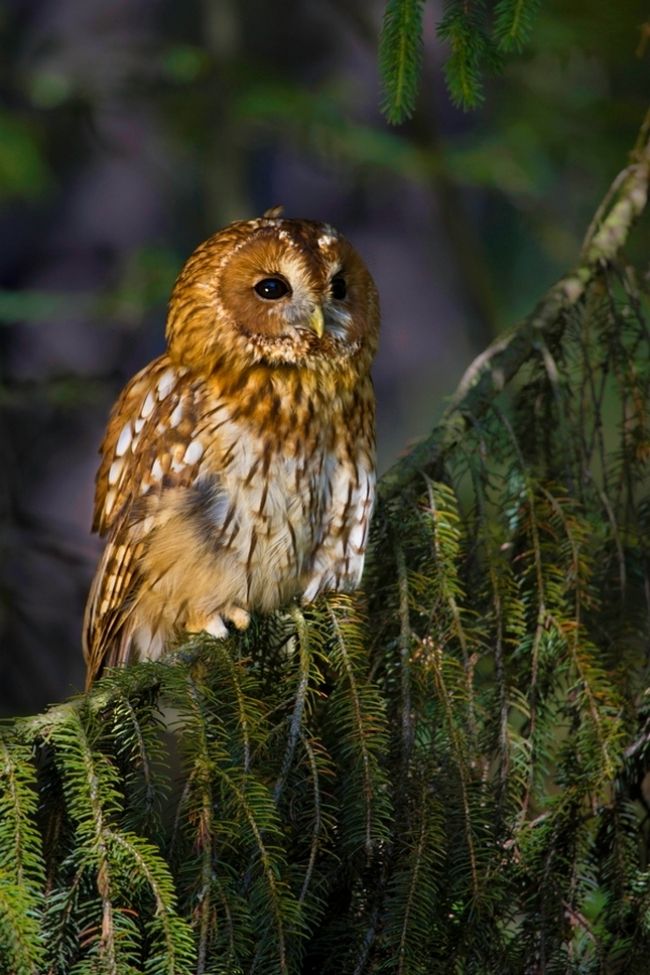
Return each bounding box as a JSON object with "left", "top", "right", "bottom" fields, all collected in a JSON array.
[{"left": 83, "top": 353, "right": 375, "bottom": 683}]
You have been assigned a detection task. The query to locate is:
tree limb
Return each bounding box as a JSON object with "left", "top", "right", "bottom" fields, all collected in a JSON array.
[{"left": 377, "top": 109, "right": 650, "bottom": 506}]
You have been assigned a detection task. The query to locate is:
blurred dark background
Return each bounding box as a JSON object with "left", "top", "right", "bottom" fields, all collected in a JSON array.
[{"left": 0, "top": 0, "right": 647, "bottom": 715}]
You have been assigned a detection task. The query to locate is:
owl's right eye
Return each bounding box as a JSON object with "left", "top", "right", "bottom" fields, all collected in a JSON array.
[{"left": 254, "top": 277, "right": 290, "bottom": 300}]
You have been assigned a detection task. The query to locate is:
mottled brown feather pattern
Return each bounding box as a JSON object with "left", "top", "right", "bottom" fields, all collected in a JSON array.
[{"left": 83, "top": 215, "right": 379, "bottom": 687}]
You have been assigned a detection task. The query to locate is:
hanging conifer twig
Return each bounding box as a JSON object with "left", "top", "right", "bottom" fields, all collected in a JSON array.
[
  {"left": 379, "top": 0, "right": 426, "bottom": 123},
  {"left": 378, "top": 0, "right": 545, "bottom": 118}
]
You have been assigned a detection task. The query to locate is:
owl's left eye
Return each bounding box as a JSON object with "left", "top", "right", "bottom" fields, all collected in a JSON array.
[{"left": 254, "top": 277, "right": 290, "bottom": 300}]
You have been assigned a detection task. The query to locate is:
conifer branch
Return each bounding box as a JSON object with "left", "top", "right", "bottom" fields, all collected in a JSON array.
[
  {"left": 395, "top": 543, "right": 414, "bottom": 765},
  {"left": 326, "top": 601, "right": 391, "bottom": 856},
  {"left": 396, "top": 810, "right": 429, "bottom": 975},
  {"left": 426, "top": 642, "right": 479, "bottom": 896},
  {"left": 297, "top": 735, "right": 322, "bottom": 906},
  {"left": 494, "top": 0, "right": 541, "bottom": 52},
  {"left": 379, "top": 0, "right": 426, "bottom": 124},
  {"left": 377, "top": 111, "right": 650, "bottom": 507},
  {"left": 273, "top": 607, "right": 312, "bottom": 803}
]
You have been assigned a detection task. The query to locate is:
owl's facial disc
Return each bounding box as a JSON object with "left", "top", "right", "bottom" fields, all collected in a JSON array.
[
  {"left": 164, "top": 218, "right": 378, "bottom": 370},
  {"left": 165, "top": 217, "right": 378, "bottom": 374}
]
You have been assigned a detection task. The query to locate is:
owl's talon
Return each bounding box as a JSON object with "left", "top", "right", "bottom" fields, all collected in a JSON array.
[
  {"left": 223, "top": 607, "right": 250, "bottom": 631},
  {"left": 188, "top": 613, "right": 228, "bottom": 640},
  {"left": 188, "top": 608, "right": 250, "bottom": 639}
]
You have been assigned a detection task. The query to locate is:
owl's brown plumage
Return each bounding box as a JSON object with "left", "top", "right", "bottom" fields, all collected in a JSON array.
[{"left": 83, "top": 213, "right": 379, "bottom": 687}]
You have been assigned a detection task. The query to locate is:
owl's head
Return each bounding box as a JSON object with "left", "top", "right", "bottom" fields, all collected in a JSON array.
[{"left": 166, "top": 212, "right": 379, "bottom": 378}]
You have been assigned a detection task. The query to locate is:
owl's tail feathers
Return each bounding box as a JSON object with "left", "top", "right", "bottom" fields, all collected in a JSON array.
[
  {"left": 82, "top": 535, "right": 141, "bottom": 689},
  {"left": 83, "top": 602, "right": 137, "bottom": 691},
  {"left": 83, "top": 616, "right": 138, "bottom": 690}
]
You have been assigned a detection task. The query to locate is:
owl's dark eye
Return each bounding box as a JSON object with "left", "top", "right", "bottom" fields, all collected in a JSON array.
[
  {"left": 254, "top": 277, "right": 290, "bottom": 300},
  {"left": 331, "top": 275, "right": 347, "bottom": 300}
]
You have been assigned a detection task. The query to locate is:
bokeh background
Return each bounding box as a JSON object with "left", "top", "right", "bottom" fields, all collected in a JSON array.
[{"left": 0, "top": 0, "right": 647, "bottom": 715}]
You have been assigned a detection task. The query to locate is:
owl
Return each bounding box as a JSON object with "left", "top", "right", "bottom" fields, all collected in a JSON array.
[{"left": 83, "top": 209, "right": 379, "bottom": 687}]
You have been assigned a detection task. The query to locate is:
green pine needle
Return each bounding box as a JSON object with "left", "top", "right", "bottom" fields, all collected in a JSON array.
[
  {"left": 379, "top": 0, "right": 426, "bottom": 124},
  {"left": 494, "top": 0, "right": 542, "bottom": 52}
]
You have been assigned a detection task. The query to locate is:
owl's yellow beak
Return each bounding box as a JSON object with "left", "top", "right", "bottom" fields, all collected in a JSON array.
[{"left": 308, "top": 304, "right": 325, "bottom": 339}]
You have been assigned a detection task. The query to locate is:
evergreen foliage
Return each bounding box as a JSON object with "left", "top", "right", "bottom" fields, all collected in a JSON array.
[
  {"left": 379, "top": 0, "right": 543, "bottom": 118},
  {"left": 493, "top": 0, "right": 541, "bottom": 52},
  {"left": 379, "top": 0, "right": 426, "bottom": 124},
  {"left": 1, "top": 122, "right": 650, "bottom": 975}
]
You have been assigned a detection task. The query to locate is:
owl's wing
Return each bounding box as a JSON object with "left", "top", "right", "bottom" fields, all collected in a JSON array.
[
  {"left": 92, "top": 356, "right": 204, "bottom": 535},
  {"left": 84, "top": 355, "right": 211, "bottom": 683}
]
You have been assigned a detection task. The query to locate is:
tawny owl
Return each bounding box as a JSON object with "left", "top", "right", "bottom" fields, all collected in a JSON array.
[{"left": 83, "top": 210, "right": 379, "bottom": 687}]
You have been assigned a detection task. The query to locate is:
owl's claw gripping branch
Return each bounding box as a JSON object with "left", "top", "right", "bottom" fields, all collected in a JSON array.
[
  {"left": 186, "top": 608, "right": 251, "bottom": 640},
  {"left": 82, "top": 212, "right": 379, "bottom": 686},
  {"left": 186, "top": 613, "right": 228, "bottom": 640}
]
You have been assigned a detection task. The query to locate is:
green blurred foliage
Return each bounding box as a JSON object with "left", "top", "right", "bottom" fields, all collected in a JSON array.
[{"left": 0, "top": 111, "right": 51, "bottom": 199}]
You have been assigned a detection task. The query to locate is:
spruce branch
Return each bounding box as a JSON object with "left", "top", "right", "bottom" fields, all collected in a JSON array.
[
  {"left": 493, "top": 0, "right": 541, "bottom": 52},
  {"left": 377, "top": 110, "right": 650, "bottom": 509},
  {"left": 325, "top": 599, "right": 392, "bottom": 856},
  {"left": 379, "top": 0, "right": 426, "bottom": 124},
  {"left": 0, "top": 871, "right": 45, "bottom": 975},
  {"left": 273, "top": 607, "right": 313, "bottom": 804},
  {"left": 395, "top": 541, "right": 414, "bottom": 766},
  {"left": 437, "top": 2, "right": 492, "bottom": 110}
]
